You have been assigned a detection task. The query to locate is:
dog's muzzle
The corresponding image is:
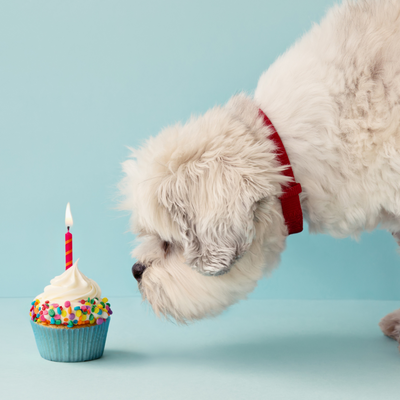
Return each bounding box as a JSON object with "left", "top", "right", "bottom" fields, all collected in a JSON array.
[{"left": 132, "top": 262, "right": 147, "bottom": 282}]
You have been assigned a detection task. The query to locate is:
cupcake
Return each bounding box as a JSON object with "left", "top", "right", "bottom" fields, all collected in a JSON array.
[{"left": 30, "top": 260, "right": 113, "bottom": 362}]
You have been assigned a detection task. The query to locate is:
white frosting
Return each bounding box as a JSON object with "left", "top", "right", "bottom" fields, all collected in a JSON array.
[
  {"left": 36, "top": 260, "right": 102, "bottom": 305},
  {"left": 31, "top": 260, "right": 111, "bottom": 327}
]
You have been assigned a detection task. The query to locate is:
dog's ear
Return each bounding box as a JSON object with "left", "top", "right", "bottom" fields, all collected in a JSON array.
[
  {"left": 156, "top": 94, "right": 287, "bottom": 275},
  {"left": 157, "top": 160, "right": 271, "bottom": 276}
]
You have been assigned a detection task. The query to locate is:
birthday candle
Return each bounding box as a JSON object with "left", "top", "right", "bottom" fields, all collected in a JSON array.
[{"left": 65, "top": 203, "right": 73, "bottom": 270}]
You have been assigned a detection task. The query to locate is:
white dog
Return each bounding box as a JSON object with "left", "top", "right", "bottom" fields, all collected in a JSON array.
[{"left": 119, "top": 0, "right": 400, "bottom": 341}]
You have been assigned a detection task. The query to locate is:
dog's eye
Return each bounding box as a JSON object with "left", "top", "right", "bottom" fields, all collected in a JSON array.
[{"left": 162, "top": 241, "right": 171, "bottom": 256}]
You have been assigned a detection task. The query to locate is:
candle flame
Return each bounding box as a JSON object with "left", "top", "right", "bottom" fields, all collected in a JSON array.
[{"left": 65, "top": 202, "right": 73, "bottom": 228}]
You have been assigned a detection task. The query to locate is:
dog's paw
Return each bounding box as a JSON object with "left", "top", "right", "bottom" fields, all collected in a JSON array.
[{"left": 379, "top": 309, "right": 400, "bottom": 340}]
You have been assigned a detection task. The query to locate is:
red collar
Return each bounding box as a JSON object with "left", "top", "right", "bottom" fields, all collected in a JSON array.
[{"left": 259, "top": 109, "right": 303, "bottom": 235}]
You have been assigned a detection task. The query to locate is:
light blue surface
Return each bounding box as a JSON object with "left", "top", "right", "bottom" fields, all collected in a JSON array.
[
  {"left": 1, "top": 0, "right": 399, "bottom": 300},
  {"left": 3, "top": 298, "right": 400, "bottom": 400}
]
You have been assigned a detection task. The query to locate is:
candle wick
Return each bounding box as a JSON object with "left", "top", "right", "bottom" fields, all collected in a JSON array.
[{"left": 67, "top": 226, "right": 70, "bottom": 232}]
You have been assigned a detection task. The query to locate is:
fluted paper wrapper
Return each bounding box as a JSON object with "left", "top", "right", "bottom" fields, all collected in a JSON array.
[{"left": 31, "top": 318, "right": 110, "bottom": 362}]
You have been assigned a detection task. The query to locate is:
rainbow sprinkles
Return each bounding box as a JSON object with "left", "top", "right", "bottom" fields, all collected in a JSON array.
[{"left": 30, "top": 297, "right": 112, "bottom": 328}]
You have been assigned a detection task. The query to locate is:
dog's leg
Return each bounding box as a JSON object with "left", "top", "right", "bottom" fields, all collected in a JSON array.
[
  {"left": 378, "top": 232, "right": 400, "bottom": 346},
  {"left": 379, "top": 309, "right": 400, "bottom": 343},
  {"left": 393, "top": 232, "right": 400, "bottom": 247}
]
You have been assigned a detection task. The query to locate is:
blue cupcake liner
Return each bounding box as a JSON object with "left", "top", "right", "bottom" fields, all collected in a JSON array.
[{"left": 31, "top": 318, "right": 110, "bottom": 362}]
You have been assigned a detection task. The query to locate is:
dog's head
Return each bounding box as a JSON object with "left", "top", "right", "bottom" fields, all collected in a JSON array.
[{"left": 119, "top": 94, "right": 289, "bottom": 322}]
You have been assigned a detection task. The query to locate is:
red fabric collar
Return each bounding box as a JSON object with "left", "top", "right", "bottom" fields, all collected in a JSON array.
[{"left": 259, "top": 109, "right": 303, "bottom": 235}]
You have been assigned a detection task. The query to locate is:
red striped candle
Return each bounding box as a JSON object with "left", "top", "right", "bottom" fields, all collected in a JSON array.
[
  {"left": 65, "top": 229, "right": 73, "bottom": 269},
  {"left": 65, "top": 203, "right": 74, "bottom": 270}
]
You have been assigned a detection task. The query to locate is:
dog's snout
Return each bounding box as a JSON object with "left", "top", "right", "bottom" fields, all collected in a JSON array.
[{"left": 132, "top": 262, "right": 147, "bottom": 282}]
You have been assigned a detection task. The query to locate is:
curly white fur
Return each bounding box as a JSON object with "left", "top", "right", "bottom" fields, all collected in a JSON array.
[{"left": 119, "top": 0, "right": 400, "bottom": 323}]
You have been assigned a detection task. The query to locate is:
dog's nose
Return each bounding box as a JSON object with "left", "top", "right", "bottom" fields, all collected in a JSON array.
[{"left": 132, "top": 262, "right": 147, "bottom": 282}]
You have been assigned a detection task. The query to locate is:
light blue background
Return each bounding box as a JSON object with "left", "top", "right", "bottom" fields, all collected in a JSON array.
[
  {"left": 2, "top": 2, "right": 400, "bottom": 400},
  {"left": 1, "top": 0, "right": 399, "bottom": 300}
]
